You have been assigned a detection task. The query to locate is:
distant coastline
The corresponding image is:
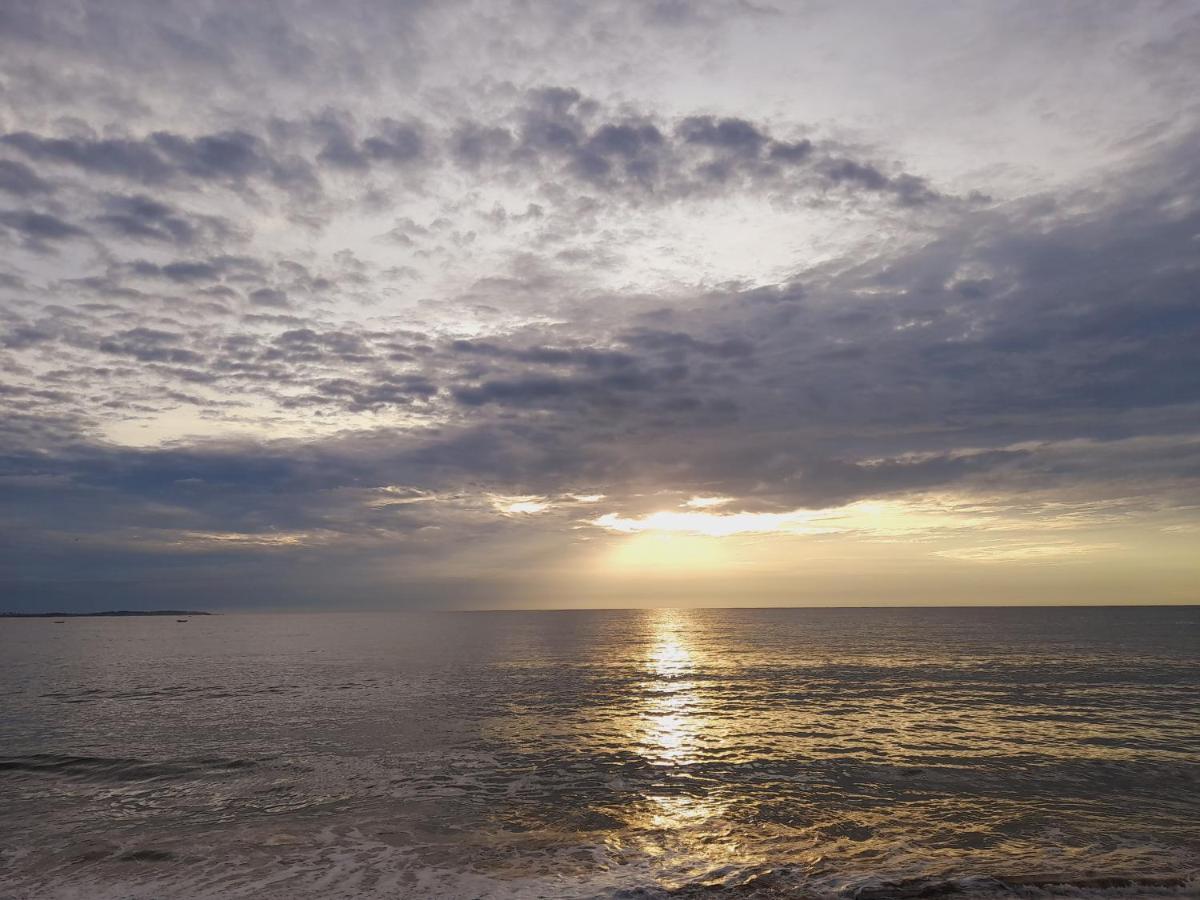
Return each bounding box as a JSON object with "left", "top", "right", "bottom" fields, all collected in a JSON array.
[{"left": 0, "top": 610, "right": 212, "bottom": 618}]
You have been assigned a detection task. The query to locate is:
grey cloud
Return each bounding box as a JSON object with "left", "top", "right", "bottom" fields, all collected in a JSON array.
[
  {"left": 248, "top": 288, "right": 291, "bottom": 309},
  {"left": 821, "top": 158, "right": 938, "bottom": 206},
  {"left": 767, "top": 140, "right": 813, "bottom": 163},
  {"left": 152, "top": 261, "right": 223, "bottom": 283},
  {"left": 447, "top": 338, "right": 637, "bottom": 370},
  {"left": 0, "top": 158, "right": 53, "bottom": 196},
  {"left": 575, "top": 121, "right": 666, "bottom": 185},
  {"left": 0, "top": 89, "right": 940, "bottom": 220},
  {"left": 1, "top": 129, "right": 316, "bottom": 194},
  {"left": 315, "top": 113, "right": 428, "bottom": 170},
  {"left": 822, "top": 158, "right": 889, "bottom": 191},
  {"left": 0, "top": 208, "right": 87, "bottom": 250},
  {"left": 269, "top": 329, "right": 371, "bottom": 362},
  {"left": 678, "top": 115, "right": 767, "bottom": 154},
  {"left": 452, "top": 369, "right": 660, "bottom": 408},
  {"left": 620, "top": 328, "right": 754, "bottom": 360},
  {"left": 93, "top": 193, "right": 231, "bottom": 245},
  {"left": 295, "top": 374, "right": 439, "bottom": 412},
  {"left": 2, "top": 319, "right": 57, "bottom": 349},
  {"left": 151, "top": 130, "right": 317, "bottom": 193},
  {"left": 0, "top": 132, "right": 173, "bottom": 181},
  {"left": 151, "top": 131, "right": 268, "bottom": 180},
  {"left": 125, "top": 255, "right": 268, "bottom": 284},
  {"left": 312, "top": 111, "right": 369, "bottom": 171},
  {"left": 361, "top": 119, "right": 427, "bottom": 165},
  {"left": 445, "top": 87, "right": 945, "bottom": 208},
  {"left": 450, "top": 122, "right": 515, "bottom": 168},
  {"left": 97, "top": 327, "right": 205, "bottom": 364}
]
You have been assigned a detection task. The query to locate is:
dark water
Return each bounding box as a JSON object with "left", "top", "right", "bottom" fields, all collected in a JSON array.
[{"left": 1, "top": 607, "right": 1197, "bottom": 899}]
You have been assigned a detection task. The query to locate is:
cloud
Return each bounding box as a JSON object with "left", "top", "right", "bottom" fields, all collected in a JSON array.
[
  {"left": 0, "top": 158, "right": 53, "bottom": 196},
  {"left": 314, "top": 113, "right": 429, "bottom": 170},
  {"left": 97, "top": 327, "right": 205, "bottom": 364},
  {"left": 1, "top": 132, "right": 174, "bottom": 181},
  {"left": 1, "top": 129, "right": 317, "bottom": 195},
  {"left": 92, "top": 193, "right": 232, "bottom": 245},
  {"left": 292, "top": 374, "right": 439, "bottom": 412},
  {"left": 0, "top": 1, "right": 1197, "bottom": 608},
  {"left": 0, "top": 208, "right": 87, "bottom": 251},
  {"left": 450, "top": 371, "right": 658, "bottom": 408},
  {"left": 442, "top": 87, "right": 947, "bottom": 208},
  {"left": 248, "top": 288, "right": 291, "bottom": 309}
]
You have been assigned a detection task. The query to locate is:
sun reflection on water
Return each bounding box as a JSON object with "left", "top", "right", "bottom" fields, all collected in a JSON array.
[
  {"left": 629, "top": 610, "right": 739, "bottom": 867},
  {"left": 640, "top": 610, "right": 702, "bottom": 765}
]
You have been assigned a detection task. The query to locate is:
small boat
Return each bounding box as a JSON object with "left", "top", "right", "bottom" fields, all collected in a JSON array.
[
  {"left": 53, "top": 620, "right": 65, "bottom": 624},
  {"left": 176, "top": 619, "right": 189, "bottom": 623}
]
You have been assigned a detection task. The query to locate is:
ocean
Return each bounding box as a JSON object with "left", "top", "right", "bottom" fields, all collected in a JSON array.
[{"left": 1, "top": 606, "right": 1197, "bottom": 899}]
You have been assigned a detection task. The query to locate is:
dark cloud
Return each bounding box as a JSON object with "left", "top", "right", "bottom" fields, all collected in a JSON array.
[
  {"left": 452, "top": 371, "right": 655, "bottom": 407},
  {"left": 314, "top": 113, "right": 428, "bottom": 170},
  {"left": 0, "top": 88, "right": 942, "bottom": 226},
  {"left": 447, "top": 338, "right": 638, "bottom": 370},
  {"left": 0, "top": 128, "right": 317, "bottom": 194},
  {"left": 450, "top": 122, "right": 516, "bottom": 168},
  {"left": 620, "top": 328, "right": 754, "bottom": 360},
  {"left": 0, "top": 208, "right": 87, "bottom": 251},
  {"left": 93, "top": 193, "right": 231, "bottom": 245},
  {"left": 296, "top": 373, "right": 439, "bottom": 411},
  {"left": 248, "top": 288, "right": 291, "bottom": 309},
  {"left": 361, "top": 119, "right": 427, "bottom": 165},
  {"left": 0, "top": 132, "right": 173, "bottom": 181},
  {"left": 0, "top": 158, "right": 53, "bottom": 196},
  {"left": 124, "top": 255, "right": 267, "bottom": 284},
  {"left": 2, "top": 319, "right": 57, "bottom": 349},
  {"left": 97, "top": 327, "right": 205, "bottom": 364},
  {"left": 269, "top": 328, "right": 372, "bottom": 362},
  {"left": 821, "top": 158, "right": 938, "bottom": 206},
  {"left": 678, "top": 115, "right": 767, "bottom": 154},
  {"left": 767, "top": 140, "right": 813, "bottom": 163},
  {"left": 465, "top": 88, "right": 947, "bottom": 206}
]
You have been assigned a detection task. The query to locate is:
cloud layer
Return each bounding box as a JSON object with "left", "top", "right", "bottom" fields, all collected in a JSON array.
[{"left": 2, "top": 0, "right": 1199, "bottom": 609}]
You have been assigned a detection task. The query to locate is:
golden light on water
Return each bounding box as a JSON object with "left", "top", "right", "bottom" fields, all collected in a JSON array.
[
  {"left": 648, "top": 619, "right": 692, "bottom": 677},
  {"left": 638, "top": 610, "right": 705, "bottom": 766},
  {"left": 649, "top": 624, "right": 701, "bottom": 760},
  {"left": 627, "top": 610, "right": 741, "bottom": 870}
]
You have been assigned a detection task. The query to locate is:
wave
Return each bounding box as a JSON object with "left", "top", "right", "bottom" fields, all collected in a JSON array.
[
  {"left": 6, "top": 843, "right": 1195, "bottom": 900},
  {"left": 839, "top": 872, "right": 1199, "bottom": 899},
  {"left": 0, "top": 753, "right": 257, "bottom": 782},
  {"left": 601, "top": 866, "right": 1200, "bottom": 898}
]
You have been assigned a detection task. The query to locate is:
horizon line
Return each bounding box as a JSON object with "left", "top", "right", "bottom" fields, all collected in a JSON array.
[{"left": 5, "top": 601, "right": 1197, "bottom": 617}]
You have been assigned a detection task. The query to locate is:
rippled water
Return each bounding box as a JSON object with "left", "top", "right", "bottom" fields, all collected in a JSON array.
[{"left": 1, "top": 607, "right": 1197, "bottom": 899}]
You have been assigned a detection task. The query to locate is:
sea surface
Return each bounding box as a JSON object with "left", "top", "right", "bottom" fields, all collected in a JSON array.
[{"left": 0, "top": 606, "right": 1197, "bottom": 899}]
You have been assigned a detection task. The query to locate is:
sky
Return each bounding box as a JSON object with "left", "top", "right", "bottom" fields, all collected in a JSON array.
[{"left": 1, "top": 0, "right": 1198, "bottom": 611}]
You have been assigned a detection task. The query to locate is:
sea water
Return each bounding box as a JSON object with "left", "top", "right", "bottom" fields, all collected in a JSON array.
[{"left": 1, "top": 606, "right": 1197, "bottom": 898}]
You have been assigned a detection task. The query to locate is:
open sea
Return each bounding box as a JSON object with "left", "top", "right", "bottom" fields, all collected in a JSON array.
[{"left": 0, "top": 606, "right": 1197, "bottom": 899}]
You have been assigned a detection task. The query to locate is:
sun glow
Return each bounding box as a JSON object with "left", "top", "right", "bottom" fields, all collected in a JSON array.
[
  {"left": 491, "top": 495, "right": 551, "bottom": 515},
  {"left": 590, "top": 496, "right": 1003, "bottom": 539},
  {"left": 592, "top": 509, "right": 836, "bottom": 537},
  {"left": 684, "top": 496, "right": 734, "bottom": 509},
  {"left": 601, "top": 532, "right": 736, "bottom": 574}
]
